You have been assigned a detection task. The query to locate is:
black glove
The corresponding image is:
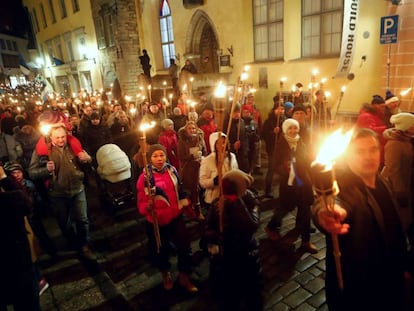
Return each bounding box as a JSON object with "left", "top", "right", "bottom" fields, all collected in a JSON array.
[{"left": 213, "top": 176, "right": 219, "bottom": 186}]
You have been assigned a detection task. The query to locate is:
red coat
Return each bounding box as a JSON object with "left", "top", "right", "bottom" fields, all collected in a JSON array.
[
  {"left": 158, "top": 129, "right": 179, "bottom": 169},
  {"left": 197, "top": 117, "right": 217, "bottom": 154},
  {"left": 36, "top": 134, "right": 83, "bottom": 157},
  {"left": 136, "top": 167, "right": 182, "bottom": 226}
]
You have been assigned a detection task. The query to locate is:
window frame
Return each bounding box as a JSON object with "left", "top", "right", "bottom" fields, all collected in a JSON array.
[
  {"left": 95, "top": 4, "right": 115, "bottom": 50},
  {"left": 40, "top": 3, "right": 48, "bottom": 28},
  {"left": 253, "top": 0, "right": 284, "bottom": 62},
  {"left": 301, "top": 0, "right": 343, "bottom": 58},
  {"left": 48, "top": 0, "right": 57, "bottom": 24},
  {"left": 159, "top": 0, "right": 176, "bottom": 69},
  {"left": 59, "top": 0, "right": 68, "bottom": 19},
  {"left": 31, "top": 9, "right": 40, "bottom": 33},
  {"left": 71, "top": 0, "right": 80, "bottom": 13}
]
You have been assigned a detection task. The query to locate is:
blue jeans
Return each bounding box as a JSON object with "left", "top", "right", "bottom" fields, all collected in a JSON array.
[{"left": 50, "top": 190, "right": 90, "bottom": 248}]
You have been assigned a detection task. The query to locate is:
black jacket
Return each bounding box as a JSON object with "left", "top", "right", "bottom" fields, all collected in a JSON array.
[{"left": 312, "top": 168, "right": 407, "bottom": 311}]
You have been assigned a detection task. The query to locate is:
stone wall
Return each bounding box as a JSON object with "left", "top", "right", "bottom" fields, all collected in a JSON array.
[{"left": 91, "top": 0, "right": 141, "bottom": 98}]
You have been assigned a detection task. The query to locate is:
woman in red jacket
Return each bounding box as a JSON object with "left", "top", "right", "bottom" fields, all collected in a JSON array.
[{"left": 136, "top": 144, "right": 198, "bottom": 293}]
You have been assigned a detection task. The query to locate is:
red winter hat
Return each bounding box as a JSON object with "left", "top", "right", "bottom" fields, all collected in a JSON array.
[{"left": 242, "top": 104, "right": 253, "bottom": 114}]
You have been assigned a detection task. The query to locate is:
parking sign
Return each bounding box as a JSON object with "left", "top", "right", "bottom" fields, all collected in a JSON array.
[{"left": 380, "top": 15, "right": 399, "bottom": 44}]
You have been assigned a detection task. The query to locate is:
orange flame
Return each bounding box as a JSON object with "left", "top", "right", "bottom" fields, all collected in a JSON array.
[
  {"left": 313, "top": 129, "right": 353, "bottom": 170},
  {"left": 40, "top": 123, "right": 52, "bottom": 136},
  {"left": 139, "top": 121, "right": 156, "bottom": 132}
]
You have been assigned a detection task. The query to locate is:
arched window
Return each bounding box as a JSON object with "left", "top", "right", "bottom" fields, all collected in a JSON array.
[{"left": 159, "top": 0, "right": 175, "bottom": 68}]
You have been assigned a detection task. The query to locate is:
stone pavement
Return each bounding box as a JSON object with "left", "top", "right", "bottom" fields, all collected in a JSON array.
[{"left": 37, "top": 159, "right": 329, "bottom": 311}]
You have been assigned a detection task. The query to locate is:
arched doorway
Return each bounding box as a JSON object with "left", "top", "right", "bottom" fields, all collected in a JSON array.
[{"left": 186, "top": 10, "right": 219, "bottom": 74}]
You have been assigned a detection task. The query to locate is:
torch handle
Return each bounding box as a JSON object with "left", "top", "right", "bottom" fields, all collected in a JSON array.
[
  {"left": 322, "top": 195, "right": 344, "bottom": 290},
  {"left": 139, "top": 137, "right": 162, "bottom": 253},
  {"left": 45, "top": 136, "right": 56, "bottom": 181},
  {"left": 331, "top": 233, "right": 344, "bottom": 290}
]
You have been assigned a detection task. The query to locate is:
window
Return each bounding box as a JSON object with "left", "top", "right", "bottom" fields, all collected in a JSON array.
[
  {"left": 55, "top": 40, "right": 64, "bottom": 61},
  {"left": 66, "top": 40, "right": 74, "bottom": 61},
  {"left": 159, "top": 0, "right": 175, "bottom": 68},
  {"left": 48, "top": 0, "right": 56, "bottom": 23},
  {"left": 12, "top": 41, "right": 18, "bottom": 51},
  {"left": 2, "top": 54, "right": 19, "bottom": 68},
  {"left": 63, "top": 32, "right": 74, "bottom": 61},
  {"left": 59, "top": 0, "right": 68, "bottom": 19},
  {"left": 0, "top": 39, "right": 5, "bottom": 50},
  {"left": 6, "top": 40, "right": 12, "bottom": 50},
  {"left": 31, "top": 9, "right": 40, "bottom": 33},
  {"left": 72, "top": 0, "right": 80, "bottom": 13},
  {"left": 46, "top": 40, "right": 54, "bottom": 65},
  {"left": 302, "top": 0, "right": 343, "bottom": 57},
  {"left": 96, "top": 18, "right": 106, "bottom": 49},
  {"left": 95, "top": 5, "right": 115, "bottom": 49},
  {"left": 104, "top": 14, "right": 114, "bottom": 47},
  {"left": 253, "top": 0, "right": 284, "bottom": 61},
  {"left": 40, "top": 3, "right": 48, "bottom": 28},
  {"left": 78, "top": 36, "right": 87, "bottom": 59}
]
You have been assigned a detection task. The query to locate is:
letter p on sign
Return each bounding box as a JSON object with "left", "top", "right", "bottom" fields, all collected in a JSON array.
[{"left": 380, "top": 15, "right": 399, "bottom": 44}]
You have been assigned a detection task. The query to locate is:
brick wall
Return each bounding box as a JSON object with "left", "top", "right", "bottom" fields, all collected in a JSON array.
[{"left": 385, "top": 0, "right": 414, "bottom": 112}]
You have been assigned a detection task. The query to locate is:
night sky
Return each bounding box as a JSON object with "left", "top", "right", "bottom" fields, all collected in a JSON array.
[{"left": 0, "top": 0, "right": 31, "bottom": 39}]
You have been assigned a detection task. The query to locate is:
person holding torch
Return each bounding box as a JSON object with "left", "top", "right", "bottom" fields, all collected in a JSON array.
[
  {"left": 136, "top": 143, "right": 198, "bottom": 293},
  {"left": 311, "top": 128, "right": 410, "bottom": 311},
  {"left": 28, "top": 123, "right": 95, "bottom": 260}
]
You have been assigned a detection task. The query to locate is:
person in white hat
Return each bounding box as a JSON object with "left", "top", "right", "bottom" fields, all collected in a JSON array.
[
  {"left": 381, "top": 112, "right": 414, "bottom": 231},
  {"left": 264, "top": 118, "right": 317, "bottom": 254},
  {"left": 384, "top": 90, "right": 402, "bottom": 128}
]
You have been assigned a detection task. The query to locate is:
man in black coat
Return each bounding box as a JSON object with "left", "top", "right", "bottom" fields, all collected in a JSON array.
[{"left": 312, "top": 128, "right": 410, "bottom": 311}]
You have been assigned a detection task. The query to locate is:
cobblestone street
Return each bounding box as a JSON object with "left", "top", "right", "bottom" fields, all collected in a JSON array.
[{"left": 38, "top": 154, "right": 329, "bottom": 311}]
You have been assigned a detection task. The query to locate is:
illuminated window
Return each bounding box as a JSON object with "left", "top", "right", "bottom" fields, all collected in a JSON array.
[
  {"left": 253, "top": 0, "right": 284, "bottom": 61},
  {"left": 302, "top": 0, "right": 343, "bottom": 57},
  {"left": 159, "top": 0, "right": 175, "bottom": 68}
]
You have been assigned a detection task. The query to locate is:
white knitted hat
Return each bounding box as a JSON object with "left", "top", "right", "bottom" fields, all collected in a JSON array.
[
  {"left": 282, "top": 118, "right": 300, "bottom": 134},
  {"left": 390, "top": 112, "right": 414, "bottom": 131}
]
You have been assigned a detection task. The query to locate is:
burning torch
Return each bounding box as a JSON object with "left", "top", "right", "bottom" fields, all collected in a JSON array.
[
  {"left": 40, "top": 123, "right": 55, "bottom": 181},
  {"left": 310, "top": 128, "right": 353, "bottom": 290},
  {"left": 214, "top": 82, "right": 227, "bottom": 234}
]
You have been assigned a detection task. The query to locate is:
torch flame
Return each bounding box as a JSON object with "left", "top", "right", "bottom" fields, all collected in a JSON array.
[
  {"left": 214, "top": 81, "right": 227, "bottom": 98},
  {"left": 240, "top": 72, "right": 248, "bottom": 81},
  {"left": 400, "top": 87, "right": 412, "bottom": 97},
  {"left": 40, "top": 124, "right": 52, "bottom": 136},
  {"left": 313, "top": 129, "right": 354, "bottom": 170},
  {"left": 139, "top": 121, "right": 156, "bottom": 132}
]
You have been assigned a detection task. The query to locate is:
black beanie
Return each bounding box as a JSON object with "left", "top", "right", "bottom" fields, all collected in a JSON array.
[
  {"left": 147, "top": 144, "right": 167, "bottom": 161},
  {"left": 371, "top": 95, "right": 385, "bottom": 105}
]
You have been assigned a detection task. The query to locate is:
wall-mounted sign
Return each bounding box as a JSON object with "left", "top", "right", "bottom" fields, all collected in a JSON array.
[
  {"left": 380, "top": 15, "right": 399, "bottom": 45},
  {"left": 219, "top": 55, "right": 230, "bottom": 67}
]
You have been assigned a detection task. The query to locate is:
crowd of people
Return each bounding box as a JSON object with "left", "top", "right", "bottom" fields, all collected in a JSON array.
[{"left": 1, "top": 78, "right": 414, "bottom": 310}]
